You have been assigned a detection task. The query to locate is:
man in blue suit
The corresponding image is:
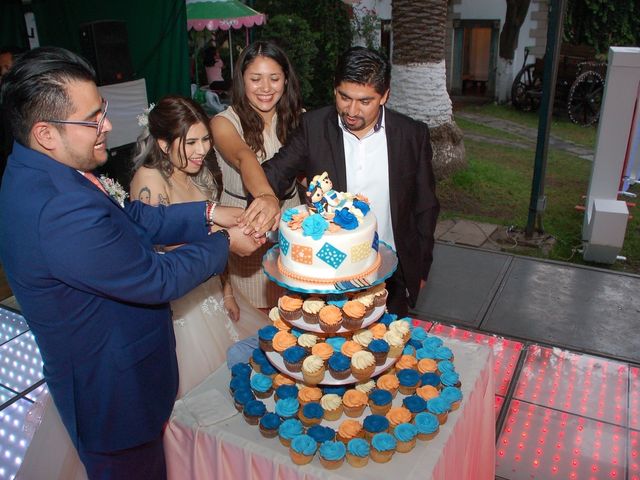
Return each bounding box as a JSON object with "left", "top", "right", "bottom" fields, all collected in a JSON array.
[{"left": 0, "top": 47, "right": 259, "bottom": 479}]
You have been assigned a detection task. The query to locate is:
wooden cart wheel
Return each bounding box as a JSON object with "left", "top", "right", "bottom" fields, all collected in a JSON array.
[
  {"left": 567, "top": 70, "right": 604, "bottom": 126},
  {"left": 511, "top": 64, "right": 542, "bottom": 112}
]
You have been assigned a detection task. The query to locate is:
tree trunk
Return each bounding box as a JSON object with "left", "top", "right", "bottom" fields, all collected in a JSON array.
[
  {"left": 498, "top": 0, "right": 532, "bottom": 103},
  {"left": 389, "top": 0, "right": 465, "bottom": 180}
]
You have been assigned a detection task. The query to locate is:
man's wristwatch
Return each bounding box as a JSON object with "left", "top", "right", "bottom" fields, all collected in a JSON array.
[{"left": 218, "top": 229, "right": 231, "bottom": 246}]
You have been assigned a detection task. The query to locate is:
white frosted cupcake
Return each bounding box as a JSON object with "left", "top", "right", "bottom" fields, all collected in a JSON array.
[
  {"left": 389, "top": 320, "right": 410, "bottom": 343},
  {"left": 383, "top": 330, "right": 405, "bottom": 358},
  {"left": 351, "top": 351, "right": 376, "bottom": 380},
  {"left": 352, "top": 329, "right": 373, "bottom": 348},
  {"left": 301, "top": 355, "right": 325, "bottom": 385},
  {"left": 302, "top": 296, "right": 325, "bottom": 324},
  {"left": 297, "top": 333, "right": 319, "bottom": 353}
]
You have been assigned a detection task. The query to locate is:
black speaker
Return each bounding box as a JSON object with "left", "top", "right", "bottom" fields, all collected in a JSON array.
[{"left": 79, "top": 20, "right": 134, "bottom": 86}]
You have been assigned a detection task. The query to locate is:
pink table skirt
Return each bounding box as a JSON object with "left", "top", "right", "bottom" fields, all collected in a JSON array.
[{"left": 164, "top": 339, "right": 495, "bottom": 480}]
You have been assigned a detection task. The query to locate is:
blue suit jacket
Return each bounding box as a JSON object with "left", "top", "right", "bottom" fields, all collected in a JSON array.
[{"left": 0, "top": 143, "right": 229, "bottom": 452}]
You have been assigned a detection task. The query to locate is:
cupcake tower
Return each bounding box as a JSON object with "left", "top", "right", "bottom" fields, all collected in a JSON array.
[{"left": 230, "top": 274, "right": 464, "bottom": 469}]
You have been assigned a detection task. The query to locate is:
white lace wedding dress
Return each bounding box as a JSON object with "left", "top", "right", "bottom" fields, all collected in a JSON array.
[{"left": 171, "top": 275, "right": 269, "bottom": 398}]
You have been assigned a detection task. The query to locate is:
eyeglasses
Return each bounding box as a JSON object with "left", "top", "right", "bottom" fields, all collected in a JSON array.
[{"left": 45, "top": 99, "right": 109, "bottom": 137}]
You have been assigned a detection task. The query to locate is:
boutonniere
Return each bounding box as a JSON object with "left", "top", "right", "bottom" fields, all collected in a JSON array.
[{"left": 98, "top": 175, "right": 128, "bottom": 207}]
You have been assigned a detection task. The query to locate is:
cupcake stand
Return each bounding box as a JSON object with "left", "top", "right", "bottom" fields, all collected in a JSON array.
[{"left": 163, "top": 245, "right": 496, "bottom": 479}]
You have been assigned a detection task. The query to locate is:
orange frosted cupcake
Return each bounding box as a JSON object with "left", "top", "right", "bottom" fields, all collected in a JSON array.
[
  {"left": 321, "top": 393, "right": 344, "bottom": 421},
  {"left": 385, "top": 406, "right": 412, "bottom": 432},
  {"left": 350, "top": 351, "right": 376, "bottom": 380},
  {"left": 278, "top": 294, "right": 303, "bottom": 321},
  {"left": 368, "top": 323, "right": 387, "bottom": 339},
  {"left": 395, "top": 354, "right": 418, "bottom": 371},
  {"left": 273, "top": 373, "right": 296, "bottom": 389},
  {"left": 311, "top": 342, "right": 333, "bottom": 361},
  {"left": 298, "top": 386, "right": 323, "bottom": 405},
  {"left": 342, "top": 389, "right": 368, "bottom": 417},
  {"left": 301, "top": 296, "right": 324, "bottom": 324},
  {"left": 272, "top": 330, "right": 297, "bottom": 353},
  {"left": 319, "top": 305, "right": 343, "bottom": 333},
  {"left": 342, "top": 300, "right": 366, "bottom": 329},
  {"left": 417, "top": 358, "right": 438, "bottom": 374},
  {"left": 416, "top": 385, "right": 440, "bottom": 401},
  {"left": 376, "top": 373, "right": 399, "bottom": 398},
  {"left": 352, "top": 291, "right": 375, "bottom": 316},
  {"left": 337, "top": 419, "right": 364, "bottom": 443},
  {"left": 301, "top": 355, "right": 325, "bottom": 385},
  {"left": 341, "top": 340, "right": 363, "bottom": 358}
]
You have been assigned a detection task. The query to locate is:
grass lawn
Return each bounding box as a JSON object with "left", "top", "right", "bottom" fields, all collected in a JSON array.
[{"left": 442, "top": 102, "right": 640, "bottom": 275}]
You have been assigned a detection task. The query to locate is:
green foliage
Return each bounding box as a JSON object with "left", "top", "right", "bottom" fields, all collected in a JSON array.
[
  {"left": 257, "top": 15, "right": 317, "bottom": 102},
  {"left": 564, "top": 0, "right": 640, "bottom": 53},
  {"left": 254, "top": 0, "right": 352, "bottom": 107}
]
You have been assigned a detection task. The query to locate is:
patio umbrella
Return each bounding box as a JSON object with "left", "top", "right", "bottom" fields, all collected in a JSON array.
[{"left": 186, "top": 0, "right": 267, "bottom": 75}]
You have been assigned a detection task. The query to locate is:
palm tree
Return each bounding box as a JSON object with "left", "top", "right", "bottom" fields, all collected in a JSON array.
[{"left": 388, "top": 0, "right": 465, "bottom": 178}]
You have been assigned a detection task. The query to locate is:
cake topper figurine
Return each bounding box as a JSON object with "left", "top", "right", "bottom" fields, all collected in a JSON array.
[{"left": 306, "top": 172, "right": 356, "bottom": 216}]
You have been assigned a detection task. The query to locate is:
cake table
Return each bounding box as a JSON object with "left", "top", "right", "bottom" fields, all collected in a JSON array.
[{"left": 163, "top": 338, "right": 496, "bottom": 480}]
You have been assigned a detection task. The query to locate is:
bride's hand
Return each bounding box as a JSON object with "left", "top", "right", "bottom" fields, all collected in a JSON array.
[{"left": 223, "top": 295, "right": 240, "bottom": 322}]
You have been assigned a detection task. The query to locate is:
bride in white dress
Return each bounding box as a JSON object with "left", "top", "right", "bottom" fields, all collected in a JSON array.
[
  {"left": 129, "top": 95, "right": 270, "bottom": 397},
  {"left": 16, "top": 96, "right": 269, "bottom": 479}
]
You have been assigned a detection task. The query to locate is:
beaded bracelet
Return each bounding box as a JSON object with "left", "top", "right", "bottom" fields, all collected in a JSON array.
[{"left": 205, "top": 201, "right": 218, "bottom": 226}]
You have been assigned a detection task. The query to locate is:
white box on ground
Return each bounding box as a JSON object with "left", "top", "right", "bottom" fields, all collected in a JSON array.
[{"left": 583, "top": 198, "right": 629, "bottom": 263}]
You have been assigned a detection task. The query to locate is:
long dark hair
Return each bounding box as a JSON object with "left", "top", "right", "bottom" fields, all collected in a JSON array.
[
  {"left": 132, "top": 95, "right": 220, "bottom": 198},
  {"left": 231, "top": 41, "right": 302, "bottom": 159}
]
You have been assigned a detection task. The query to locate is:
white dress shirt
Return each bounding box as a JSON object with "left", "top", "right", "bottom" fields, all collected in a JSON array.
[{"left": 340, "top": 107, "right": 395, "bottom": 249}]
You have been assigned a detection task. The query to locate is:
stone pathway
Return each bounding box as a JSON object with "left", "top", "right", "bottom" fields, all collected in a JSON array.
[{"left": 456, "top": 111, "right": 594, "bottom": 161}]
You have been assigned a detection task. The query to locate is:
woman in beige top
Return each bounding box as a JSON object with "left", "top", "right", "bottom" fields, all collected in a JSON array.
[
  {"left": 212, "top": 41, "right": 304, "bottom": 309},
  {"left": 130, "top": 95, "right": 269, "bottom": 397}
]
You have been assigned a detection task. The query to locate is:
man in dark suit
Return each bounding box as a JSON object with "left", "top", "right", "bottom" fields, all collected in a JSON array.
[
  {"left": 0, "top": 47, "right": 259, "bottom": 479},
  {"left": 247, "top": 46, "right": 439, "bottom": 316}
]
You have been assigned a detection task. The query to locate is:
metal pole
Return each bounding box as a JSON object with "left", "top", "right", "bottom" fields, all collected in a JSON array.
[{"left": 525, "top": 0, "right": 567, "bottom": 237}]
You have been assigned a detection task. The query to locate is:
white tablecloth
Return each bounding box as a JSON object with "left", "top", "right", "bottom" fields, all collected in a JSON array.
[{"left": 164, "top": 339, "right": 495, "bottom": 480}]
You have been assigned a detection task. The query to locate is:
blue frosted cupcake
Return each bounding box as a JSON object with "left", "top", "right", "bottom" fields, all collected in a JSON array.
[
  {"left": 370, "top": 432, "right": 397, "bottom": 463},
  {"left": 258, "top": 325, "right": 278, "bottom": 352},
  {"left": 230, "top": 362, "right": 252, "bottom": 379},
  {"left": 250, "top": 373, "right": 273, "bottom": 399},
  {"left": 278, "top": 418, "right": 304, "bottom": 447},
  {"left": 260, "top": 361, "right": 278, "bottom": 377},
  {"left": 328, "top": 352, "right": 351, "bottom": 380},
  {"left": 397, "top": 368, "right": 421, "bottom": 395},
  {"left": 275, "top": 397, "right": 300, "bottom": 419},
  {"left": 368, "top": 388, "right": 393, "bottom": 415},
  {"left": 299, "top": 402, "right": 324, "bottom": 427},
  {"left": 243, "top": 399, "right": 266, "bottom": 425},
  {"left": 346, "top": 438, "right": 370, "bottom": 467},
  {"left": 437, "top": 360, "right": 456, "bottom": 374},
  {"left": 229, "top": 375, "right": 251, "bottom": 395},
  {"left": 414, "top": 411, "right": 440, "bottom": 440},
  {"left": 434, "top": 345, "right": 454, "bottom": 361},
  {"left": 420, "top": 372, "right": 442, "bottom": 389},
  {"left": 259, "top": 412, "right": 282, "bottom": 438},
  {"left": 282, "top": 345, "right": 307, "bottom": 373},
  {"left": 410, "top": 326, "right": 428, "bottom": 344},
  {"left": 427, "top": 396, "right": 450, "bottom": 425},
  {"left": 402, "top": 395, "right": 427, "bottom": 418},
  {"left": 368, "top": 338, "right": 390, "bottom": 366},
  {"left": 307, "top": 425, "right": 336, "bottom": 444},
  {"left": 289, "top": 434, "right": 317, "bottom": 465},
  {"left": 378, "top": 312, "right": 397, "bottom": 327},
  {"left": 394, "top": 422, "right": 418, "bottom": 453},
  {"left": 441, "top": 386, "right": 463, "bottom": 410},
  {"left": 440, "top": 370, "right": 461, "bottom": 388},
  {"left": 362, "top": 414, "right": 390, "bottom": 441},
  {"left": 275, "top": 384, "right": 299, "bottom": 401},
  {"left": 250, "top": 348, "right": 269, "bottom": 372},
  {"left": 325, "top": 336, "right": 347, "bottom": 353},
  {"left": 319, "top": 440, "right": 347, "bottom": 470},
  {"left": 233, "top": 388, "right": 255, "bottom": 412}
]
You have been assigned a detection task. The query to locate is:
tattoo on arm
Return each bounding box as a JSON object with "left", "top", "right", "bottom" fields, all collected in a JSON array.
[
  {"left": 158, "top": 193, "right": 170, "bottom": 206},
  {"left": 137, "top": 186, "right": 152, "bottom": 204}
]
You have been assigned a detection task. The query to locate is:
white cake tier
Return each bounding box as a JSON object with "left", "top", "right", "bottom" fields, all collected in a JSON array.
[
  {"left": 265, "top": 350, "right": 399, "bottom": 386},
  {"left": 282, "top": 304, "right": 385, "bottom": 334},
  {"left": 278, "top": 204, "right": 380, "bottom": 284}
]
